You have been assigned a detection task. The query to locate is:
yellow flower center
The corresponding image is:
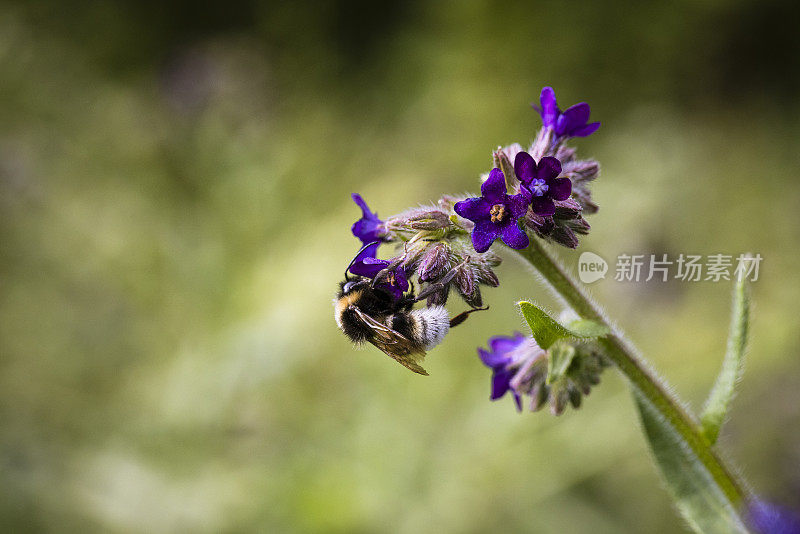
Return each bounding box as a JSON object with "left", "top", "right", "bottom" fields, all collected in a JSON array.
[{"left": 490, "top": 204, "right": 507, "bottom": 223}]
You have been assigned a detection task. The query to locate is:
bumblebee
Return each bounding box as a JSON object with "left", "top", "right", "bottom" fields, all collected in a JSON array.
[{"left": 334, "top": 276, "right": 485, "bottom": 375}]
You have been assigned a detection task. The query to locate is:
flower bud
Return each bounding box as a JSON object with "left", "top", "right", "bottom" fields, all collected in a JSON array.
[
  {"left": 555, "top": 144, "right": 576, "bottom": 163},
  {"left": 563, "top": 159, "right": 599, "bottom": 184},
  {"left": 550, "top": 225, "right": 579, "bottom": 249},
  {"left": 426, "top": 287, "right": 449, "bottom": 307},
  {"left": 553, "top": 198, "right": 582, "bottom": 220},
  {"left": 550, "top": 385, "right": 569, "bottom": 416},
  {"left": 571, "top": 188, "right": 598, "bottom": 214},
  {"left": 418, "top": 242, "right": 451, "bottom": 281},
  {"left": 528, "top": 127, "right": 555, "bottom": 160},
  {"left": 406, "top": 210, "right": 451, "bottom": 230},
  {"left": 400, "top": 239, "right": 428, "bottom": 272},
  {"left": 475, "top": 264, "right": 500, "bottom": 287},
  {"left": 566, "top": 217, "right": 591, "bottom": 235},
  {"left": 493, "top": 144, "right": 521, "bottom": 191},
  {"left": 568, "top": 383, "right": 582, "bottom": 409},
  {"left": 529, "top": 382, "right": 548, "bottom": 412},
  {"left": 524, "top": 212, "right": 555, "bottom": 236},
  {"left": 481, "top": 250, "right": 502, "bottom": 268},
  {"left": 455, "top": 265, "right": 482, "bottom": 307}
]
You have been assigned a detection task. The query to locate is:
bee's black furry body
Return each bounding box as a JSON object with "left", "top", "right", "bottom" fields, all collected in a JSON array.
[
  {"left": 334, "top": 277, "right": 451, "bottom": 374},
  {"left": 336, "top": 279, "right": 415, "bottom": 342}
]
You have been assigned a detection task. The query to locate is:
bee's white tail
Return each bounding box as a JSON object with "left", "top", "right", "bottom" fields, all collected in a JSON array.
[{"left": 412, "top": 306, "right": 450, "bottom": 350}]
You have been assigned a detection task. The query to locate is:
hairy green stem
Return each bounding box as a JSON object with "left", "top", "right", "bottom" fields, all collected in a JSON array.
[{"left": 513, "top": 239, "right": 749, "bottom": 507}]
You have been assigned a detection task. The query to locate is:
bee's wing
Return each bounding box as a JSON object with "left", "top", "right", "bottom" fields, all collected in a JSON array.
[{"left": 350, "top": 307, "right": 428, "bottom": 376}]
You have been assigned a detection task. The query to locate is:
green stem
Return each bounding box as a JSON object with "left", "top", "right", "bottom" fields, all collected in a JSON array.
[{"left": 513, "top": 239, "right": 749, "bottom": 507}]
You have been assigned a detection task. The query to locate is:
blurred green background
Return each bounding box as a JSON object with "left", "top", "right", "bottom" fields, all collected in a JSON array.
[{"left": 1, "top": 1, "right": 799, "bottom": 532}]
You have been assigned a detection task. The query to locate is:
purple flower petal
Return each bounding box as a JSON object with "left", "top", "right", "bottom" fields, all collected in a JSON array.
[
  {"left": 748, "top": 500, "right": 800, "bottom": 534},
  {"left": 490, "top": 367, "right": 514, "bottom": 400},
  {"left": 549, "top": 177, "right": 572, "bottom": 201},
  {"left": 347, "top": 242, "right": 382, "bottom": 276},
  {"left": 534, "top": 87, "right": 599, "bottom": 139},
  {"left": 373, "top": 265, "right": 409, "bottom": 301},
  {"left": 454, "top": 197, "right": 490, "bottom": 222},
  {"left": 479, "top": 347, "right": 511, "bottom": 368},
  {"left": 554, "top": 114, "right": 570, "bottom": 137},
  {"left": 500, "top": 222, "right": 530, "bottom": 250},
  {"left": 537, "top": 156, "right": 562, "bottom": 181},
  {"left": 349, "top": 255, "right": 388, "bottom": 278},
  {"left": 531, "top": 196, "right": 556, "bottom": 217},
  {"left": 511, "top": 389, "right": 523, "bottom": 412},
  {"left": 488, "top": 332, "right": 525, "bottom": 355},
  {"left": 350, "top": 194, "right": 385, "bottom": 244},
  {"left": 506, "top": 192, "right": 531, "bottom": 218},
  {"left": 352, "top": 193, "right": 373, "bottom": 217},
  {"left": 539, "top": 86, "right": 559, "bottom": 128},
  {"left": 572, "top": 121, "right": 601, "bottom": 137},
  {"left": 395, "top": 266, "right": 409, "bottom": 291},
  {"left": 561, "top": 103, "right": 591, "bottom": 131},
  {"left": 514, "top": 151, "right": 536, "bottom": 183},
  {"left": 480, "top": 168, "right": 507, "bottom": 202},
  {"left": 356, "top": 241, "right": 380, "bottom": 260},
  {"left": 471, "top": 220, "right": 501, "bottom": 253}
]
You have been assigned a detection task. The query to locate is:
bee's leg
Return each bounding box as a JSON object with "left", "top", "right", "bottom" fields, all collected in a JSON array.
[
  {"left": 449, "top": 306, "right": 489, "bottom": 328},
  {"left": 413, "top": 263, "right": 462, "bottom": 302}
]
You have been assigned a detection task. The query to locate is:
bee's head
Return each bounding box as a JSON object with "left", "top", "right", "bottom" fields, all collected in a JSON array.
[{"left": 340, "top": 277, "right": 370, "bottom": 296}]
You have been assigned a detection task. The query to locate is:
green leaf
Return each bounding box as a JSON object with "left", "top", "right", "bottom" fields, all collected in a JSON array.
[
  {"left": 634, "top": 391, "right": 751, "bottom": 534},
  {"left": 701, "top": 275, "right": 750, "bottom": 444},
  {"left": 518, "top": 301, "right": 609, "bottom": 349},
  {"left": 564, "top": 318, "right": 611, "bottom": 339}
]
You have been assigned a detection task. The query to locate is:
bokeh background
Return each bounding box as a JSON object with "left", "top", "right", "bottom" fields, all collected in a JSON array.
[{"left": 2, "top": 1, "right": 799, "bottom": 532}]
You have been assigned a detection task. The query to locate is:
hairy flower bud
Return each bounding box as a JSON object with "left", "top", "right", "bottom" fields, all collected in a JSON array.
[
  {"left": 571, "top": 187, "right": 598, "bottom": 214},
  {"left": 399, "top": 239, "right": 428, "bottom": 272},
  {"left": 563, "top": 159, "right": 599, "bottom": 184},
  {"left": 553, "top": 198, "right": 582, "bottom": 219},
  {"left": 475, "top": 263, "right": 500, "bottom": 287},
  {"left": 455, "top": 265, "right": 482, "bottom": 307},
  {"left": 554, "top": 144, "right": 576, "bottom": 163},
  {"left": 549, "top": 225, "right": 579, "bottom": 249},
  {"left": 528, "top": 127, "right": 556, "bottom": 160},
  {"left": 418, "top": 242, "right": 450, "bottom": 281},
  {"left": 493, "top": 144, "right": 522, "bottom": 191},
  {"left": 481, "top": 249, "right": 502, "bottom": 267},
  {"left": 406, "top": 210, "right": 451, "bottom": 230},
  {"left": 426, "top": 287, "right": 449, "bottom": 307},
  {"left": 566, "top": 216, "right": 591, "bottom": 235}
]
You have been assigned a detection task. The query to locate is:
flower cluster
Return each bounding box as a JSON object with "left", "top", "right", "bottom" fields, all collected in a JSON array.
[
  {"left": 459, "top": 86, "right": 600, "bottom": 250},
  {"left": 340, "top": 86, "right": 605, "bottom": 412},
  {"left": 478, "top": 332, "right": 609, "bottom": 415},
  {"left": 345, "top": 194, "right": 502, "bottom": 306}
]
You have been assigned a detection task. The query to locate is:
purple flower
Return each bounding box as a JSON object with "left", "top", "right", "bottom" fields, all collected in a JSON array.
[
  {"left": 454, "top": 168, "right": 530, "bottom": 253},
  {"left": 748, "top": 500, "right": 800, "bottom": 534},
  {"left": 514, "top": 152, "right": 572, "bottom": 217},
  {"left": 478, "top": 332, "right": 529, "bottom": 411},
  {"left": 534, "top": 86, "right": 600, "bottom": 139},
  {"left": 348, "top": 242, "right": 409, "bottom": 300},
  {"left": 351, "top": 194, "right": 386, "bottom": 245}
]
